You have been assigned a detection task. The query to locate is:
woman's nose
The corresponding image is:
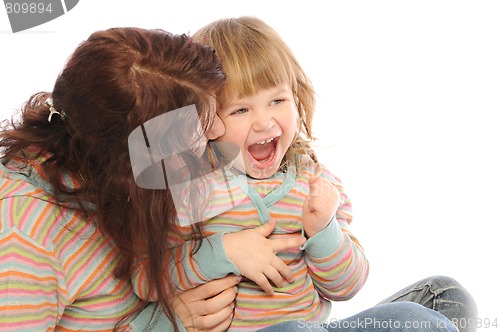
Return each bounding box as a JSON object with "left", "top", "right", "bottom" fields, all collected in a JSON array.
[{"left": 206, "top": 114, "right": 225, "bottom": 140}]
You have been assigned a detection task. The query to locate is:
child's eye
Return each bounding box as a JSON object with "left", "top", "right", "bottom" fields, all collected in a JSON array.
[
  {"left": 271, "top": 99, "right": 285, "bottom": 106},
  {"left": 230, "top": 108, "right": 248, "bottom": 115}
]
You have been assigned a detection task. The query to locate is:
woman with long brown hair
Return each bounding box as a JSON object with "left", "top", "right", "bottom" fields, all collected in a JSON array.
[{"left": 0, "top": 26, "right": 275, "bottom": 331}]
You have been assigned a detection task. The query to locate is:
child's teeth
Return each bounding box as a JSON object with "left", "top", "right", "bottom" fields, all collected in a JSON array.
[{"left": 256, "top": 137, "right": 274, "bottom": 144}]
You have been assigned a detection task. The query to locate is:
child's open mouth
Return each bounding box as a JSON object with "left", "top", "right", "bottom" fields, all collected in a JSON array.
[{"left": 247, "top": 136, "right": 279, "bottom": 167}]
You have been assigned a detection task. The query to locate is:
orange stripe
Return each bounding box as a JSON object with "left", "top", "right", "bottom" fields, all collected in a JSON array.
[
  {"left": 0, "top": 270, "right": 57, "bottom": 282},
  {"left": 63, "top": 229, "right": 96, "bottom": 271},
  {"left": 290, "top": 190, "right": 308, "bottom": 199},
  {"left": 0, "top": 302, "right": 57, "bottom": 311},
  {"left": 137, "top": 268, "right": 146, "bottom": 298},
  {"left": 222, "top": 209, "right": 258, "bottom": 216},
  {"left": 342, "top": 262, "right": 368, "bottom": 296},
  {"left": 309, "top": 237, "right": 347, "bottom": 264},
  {"left": 269, "top": 213, "right": 301, "bottom": 220},
  {"left": 0, "top": 232, "right": 53, "bottom": 256},
  {"left": 252, "top": 179, "right": 282, "bottom": 185},
  {"left": 29, "top": 203, "right": 53, "bottom": 238},
  {"left": 0, "top": 176, "right": 11, "bottom": 192},
  {"left": 29, "top": 161, "right": 48, "bottom": 182},
  {"left": 212, "top": 188, "right": 240, "bottom": 195},
  {"left": 237, "top": 282, "right": 313, "bottom": 300},
  {"left": 53, "top": 213, "right": 79, "bottom": 243},
  {"left": 238, "top": 306, "right": 317, "bottom": 317},
  {"left": 74, "top": 246, "right": 117, "bottom": 296}
]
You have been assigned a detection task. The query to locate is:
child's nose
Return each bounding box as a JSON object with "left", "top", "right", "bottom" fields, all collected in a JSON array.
[{"left": 252, "top": 113, "right": 274, "bottom": 132}]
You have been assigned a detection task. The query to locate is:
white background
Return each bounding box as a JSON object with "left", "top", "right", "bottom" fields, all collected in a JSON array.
[{"left": 1, "top": 1, "right": 498, "bottom": 330}]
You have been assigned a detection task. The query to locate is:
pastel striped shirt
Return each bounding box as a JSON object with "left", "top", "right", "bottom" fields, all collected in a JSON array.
[
  {"left": 132, "top": 155, "right": 369, "bottom": 331},
  {"left": 0, "top": 154, "right": 144, "bottom": 331}
]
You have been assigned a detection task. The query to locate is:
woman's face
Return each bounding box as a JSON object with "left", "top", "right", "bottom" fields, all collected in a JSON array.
[
  {"left": 206, "top": 95, "right": 225, "bottom": 141},
  {"left": 206, "top": 114, "right": 225, "bottom": 140},
  {"left": 193, "top": 97, "right": 225, "bottom": 157}
]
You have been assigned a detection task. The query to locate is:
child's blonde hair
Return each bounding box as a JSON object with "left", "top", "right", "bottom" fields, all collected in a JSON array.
[{"left": 193, "top": 16, "right": 318, "bottom": 168}]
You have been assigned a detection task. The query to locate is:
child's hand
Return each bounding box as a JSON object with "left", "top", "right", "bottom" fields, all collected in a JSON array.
[
  {"left": 302, "top": 174, "right": 340, "bottom": 238},
  {"left": 222, "top": 218, "right": 306, "bottom": 295}
]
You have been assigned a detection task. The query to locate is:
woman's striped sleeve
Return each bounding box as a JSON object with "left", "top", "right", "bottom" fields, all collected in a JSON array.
[{"left": 0, "top": 196, "right": 69, "bottom": 331}]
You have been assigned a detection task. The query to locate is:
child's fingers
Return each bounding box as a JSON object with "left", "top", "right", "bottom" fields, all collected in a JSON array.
[
  {"left": 271, "top": 255, "right": 295, "bottom": 283},
  {"left": 264, "top": 267, "right": 284, "bottom": 289},
  {"left": 309, "top": 177, "right": 329, "bottom": 197},
  {"left": 253, "top": 218, "right": 277, "bottom": 238},
  {"left": 269, "top": 235, "right": 306, "bottom": 253},
  {"left": 314, "top": 163, "right": 322, "bottom": 179},
  {"left": 251, "top": 273, "right": 275, "bottom": 295}
]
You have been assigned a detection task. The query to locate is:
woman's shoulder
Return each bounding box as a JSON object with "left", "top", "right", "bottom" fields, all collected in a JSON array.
[
  {"left": 0, "top": 165, "right": 54, "bottom": 201},
  {"left": 0, "top": 165, "right": 96, "bottom": 253}
]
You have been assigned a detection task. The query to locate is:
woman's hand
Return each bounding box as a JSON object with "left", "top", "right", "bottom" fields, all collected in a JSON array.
[
  {"left": 222, "top": 219, "right": 307, "bottom": 295},
  {"left": 173, "top": 274, "right": 240, "bottom": 332}
]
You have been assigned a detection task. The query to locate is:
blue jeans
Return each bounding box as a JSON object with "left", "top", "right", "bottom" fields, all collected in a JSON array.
[
  {"left": 258, "top": 276, "right": 476, "bottom": 332},
  {"left": 259, "top": 302, "right": 456, "bottom": 332},
  {"left": 378, "top": 276, "right": 477, "bottom": 332}
]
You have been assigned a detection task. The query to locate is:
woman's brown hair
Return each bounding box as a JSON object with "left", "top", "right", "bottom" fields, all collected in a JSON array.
[{"left": 0, "top": 27, "right": 225, "bottom": 330}]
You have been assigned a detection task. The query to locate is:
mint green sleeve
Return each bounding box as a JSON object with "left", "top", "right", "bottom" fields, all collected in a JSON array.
[
  {"left": 300, "top": 216, "right": 344, "bottom": 256},
  {"left": 129, "top": 303, "right": 186, "bottom": 332},
  {"left": 169, "top": 232, "right": 240, "bottom": 291},
  {"left": 132, "top": 231, "right": 240, "bottom": 301}
]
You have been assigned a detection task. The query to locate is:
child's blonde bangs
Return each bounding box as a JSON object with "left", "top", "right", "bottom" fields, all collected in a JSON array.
[
  {"left": 219, "top": 43, "right": 297, "bottom": 102},
  {"left": 196, "top": 17, "right": 298, "bottom": 103}
]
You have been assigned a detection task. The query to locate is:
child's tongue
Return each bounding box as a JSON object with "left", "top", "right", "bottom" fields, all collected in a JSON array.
[{"left": 248, "top": 141, "right": 275, "bottom": 161}]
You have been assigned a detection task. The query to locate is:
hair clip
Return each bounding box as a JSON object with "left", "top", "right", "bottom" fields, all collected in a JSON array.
[{"left": 45, "top": 98, "right": 67, "bottom": 123}]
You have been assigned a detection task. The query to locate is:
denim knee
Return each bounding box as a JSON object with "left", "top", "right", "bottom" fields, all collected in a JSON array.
[
  {"left": 423, "top": 276, "right": 476, "bottom": 311},
  {"left": 323, "top": 302, "right": 457, "bottom": 332},
  {"left": 423, "top": 276, "right": 477, "bottom": 332},
  {"left": 391, "top": 302, "right": 457, "bottom": 331}
]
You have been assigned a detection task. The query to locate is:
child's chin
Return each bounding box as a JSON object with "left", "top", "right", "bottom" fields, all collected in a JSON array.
[{"left": 246, "top": 164, "right": 278, "bottom": 180}]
